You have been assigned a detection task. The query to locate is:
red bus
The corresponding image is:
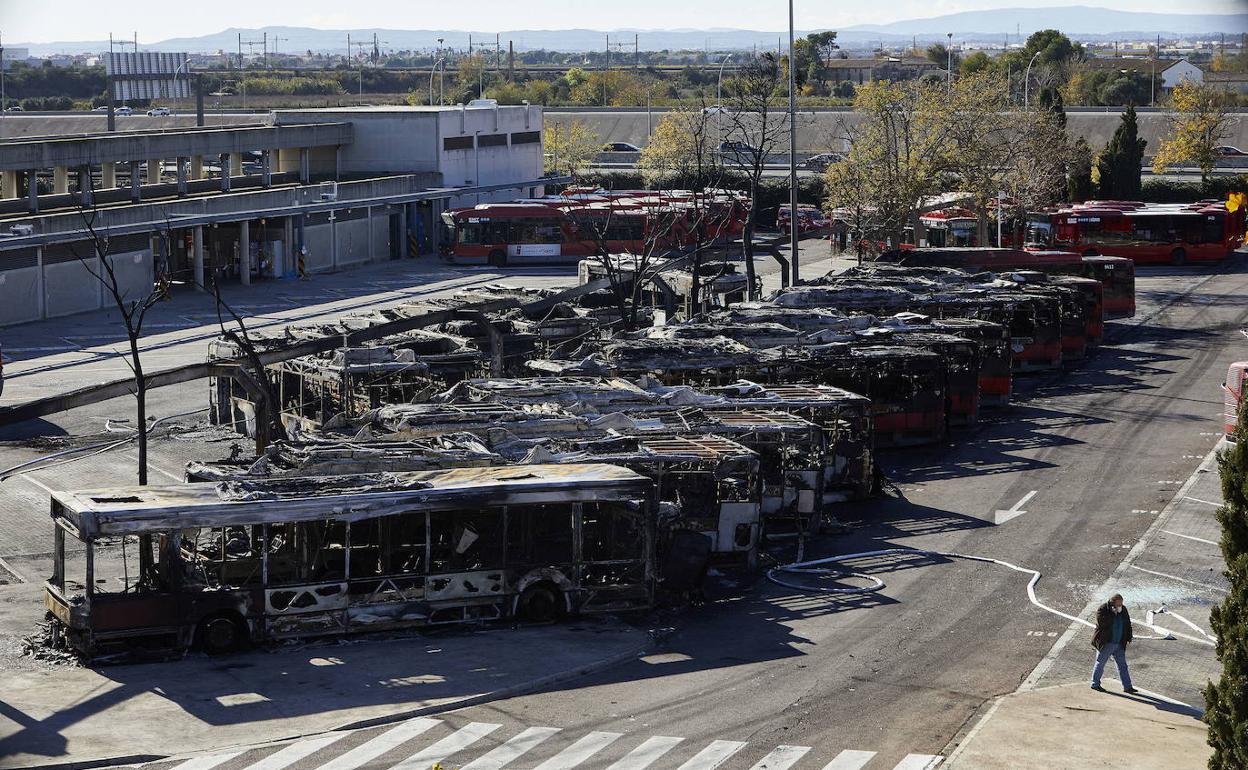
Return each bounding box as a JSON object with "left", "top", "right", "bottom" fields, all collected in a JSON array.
[
  {"left": 1026, "top": 200, "right": 1246, "bottom": 265},
  {"left": 442, "top": 203, "right": 592, "bottom": 266}
]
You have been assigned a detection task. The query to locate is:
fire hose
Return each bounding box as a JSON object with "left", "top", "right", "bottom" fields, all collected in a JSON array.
[{"left": 768, "top": 547, "right": 1216, "bottom": 647}]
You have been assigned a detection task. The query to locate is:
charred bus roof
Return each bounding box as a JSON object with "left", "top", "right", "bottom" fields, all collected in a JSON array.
[{"left": 53, "top": 463, "right": 652, "bottom": 541}]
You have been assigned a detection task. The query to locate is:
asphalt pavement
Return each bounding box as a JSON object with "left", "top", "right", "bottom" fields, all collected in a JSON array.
[{"left": 0, "top": 251, "right": 1235, "bottom": 770}]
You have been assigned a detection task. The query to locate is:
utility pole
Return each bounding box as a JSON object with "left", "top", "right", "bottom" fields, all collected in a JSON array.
[
  {"left": 604, "top": 34, "right": 610, "bottom": 106},
  {"left": 346, "top": 33, "right": 351, "bottom": 66},
  {"left": 508, "top": 40, "right": 515, "bottom": 81},
  {"left": 1151, "top": 34, "right": 1158, "bottom": 107},
  {"left": 0, "top": 29, "right": 6, "bottom": 117},
  {"left": 238, "top": 33, "right": 243, "bottom": 69},
  {"left": 788, "top": 0, "right": 799, "bottom": 284},
  {"left": 947, "top": 33, "right": 953, "bottom": 86},
  {"left": 635, "top": 33, "right": 639, "bottom": 69}
]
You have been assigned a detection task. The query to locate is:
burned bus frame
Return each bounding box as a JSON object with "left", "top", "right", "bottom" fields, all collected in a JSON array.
[{"left": 45, "top": 464, "right": 656, "bottom": 658}]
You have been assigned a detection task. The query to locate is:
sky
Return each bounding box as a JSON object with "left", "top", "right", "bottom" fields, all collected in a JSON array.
[{"left": 3, "top": 0, "right": 1245, "bottom": 43}]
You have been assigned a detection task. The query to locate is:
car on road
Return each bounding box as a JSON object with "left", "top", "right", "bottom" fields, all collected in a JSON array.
[
  {"left": 115, "top": 106, "right": 133, "bottom": 116},
  {"left": 804, "top": 152, "right": 845, "bottom": 171},
  {"left": 91, "top": 105, "right": 109, "bottom": 112},
  {"left": 719, "top": 140, "right": 758, "bottom": 157},
  {"left": 602, "top": 142, "right": 642, "bottom": 153},
  {"left": 146, "top": 106, "right": 171, "bottom": 117},
  {"left": 3, "top": 105, "right": 22, "bottom": 112},
  {"left": 1214, "top": 146, "right": 1247, "bottom": 157}
]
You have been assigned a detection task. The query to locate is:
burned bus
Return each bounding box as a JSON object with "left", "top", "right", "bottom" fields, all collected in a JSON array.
[{"left": 45, "top": 464, "right": 657, "bottom": 658}]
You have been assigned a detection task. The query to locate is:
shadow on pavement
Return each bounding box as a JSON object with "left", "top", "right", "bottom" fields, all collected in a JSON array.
[{"left": 1102, "top": 688, "right": 1205, "bottom": 719}]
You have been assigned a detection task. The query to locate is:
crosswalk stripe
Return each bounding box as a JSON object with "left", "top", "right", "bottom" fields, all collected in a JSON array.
[
  {"left": 531, "top": 731, "right": 624, "bottom": 770},
  {"left": 239, "top": 732, "right": 349, "bottom": 770},
  {"left": 605, "top": 736, "right": 685, "bottom": 770},
  {"left": 892, "top": 755, "right": 942, "bottom": 770},
  {"left": 459, "top": 726, "right": 563, "bottom": 770},
  {"left": 821, "top": 750, "right": 877, "bottom": 770},
  {"left": 167, "top": 753, "right": 244, "bottom": 770},
  {"left": 748, "top": 745, "right": 811, "bottom": 770},
  {"left": 318, "top": 717, "right": 442, "bottom": 770},
  {"left": 389, "top": 722, "right": 503, "bottom": 770},
  {"left": 674, "top": 740, "right": 748, "bottom": 770}
]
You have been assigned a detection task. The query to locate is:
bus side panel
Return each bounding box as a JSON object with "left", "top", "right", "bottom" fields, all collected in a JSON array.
[{"left": 264, "top": 581, "right": 349, "bottom": 638}]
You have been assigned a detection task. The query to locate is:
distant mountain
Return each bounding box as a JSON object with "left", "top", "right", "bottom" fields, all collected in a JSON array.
[
  {"left": 14, "top": 7, "right": 1248, "bottom": 57},
  {"left": 844, "top": 5, "right": 1248, "bottom": 37}
]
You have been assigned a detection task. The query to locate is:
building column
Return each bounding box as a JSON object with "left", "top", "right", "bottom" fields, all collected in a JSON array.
[
  {"left": 239, "top": 220, "right": 251, "bottom": 286},
  {"left": 77, "top": 166, "right": 93, "bottom": 205},
  {"left": 53, "top": 165, "right": 69, "bottom": 195},
  {"left": 176, "top": 157, "right": 188, "bottom": 196},
  {"left": 283, "top": 216, "right": 294, "bottom": 277},
  {"left": 260, "top": 150, "right": 272, "bottom": 188},
  {"left": 35, "top": 246, "right": 46, "bottom": 320},
  {"left": 299, "top": 147, "right": 310, "bottom": 184},
  {"left": 190, "top": 154, "right": 204, "bottom": 180},
  {"left": 430, "top": 200, "right": 442, "bottom": 255},
  {"left": 219, "top": 154, "right": 231, "bottom": 192},
  {"left": 0, "top": 171, "right": 17, "bottom": 200},
  {"left": 147, "top": 158, "right": 162, "bottom": 185},
  {"left": 27, "top": 171, "right": 39, "bottom": 213},
  {"left": 229, "top": 153, "right": 243, "bottom": 177},
  {"left": 192, "top": 226, "right": 205, "bottom": 292},
  {"left": 101, "top": 162, "right": 117, "bottom": 189},
  {"left": 129, "top": 161, "right": 141, "bottom": 202}
]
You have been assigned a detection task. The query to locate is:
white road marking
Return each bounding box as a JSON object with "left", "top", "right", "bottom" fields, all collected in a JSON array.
[
  {"left": 19, "top": 474, "right": 57, "bottom": 495},
  {"left": 747, "top": 745, "right": 810, "bottom": 770},
  {"left": 820, "top": 750, "right": 876, "bottom": 770},
  {"left": 994, "top": 490, "right": 1037, "bottom": 525},
  {"left": 390, "top": 722, "right": 503, "bottom": 770},
  {"left": 318, "top": 717, "right": 442, "bottom": 770},
  {"left": 891, "top": 755, "right": 943, "bottom": 770},
  {"left": 167, "top": 752, "right": 244, "bottom": 770},
  {"left": 1129, "top": 564, "right": 1229, "bottom": 593},
  {"left": 530, "top": 731, "right": 623, "bottom": 770},
  {"left": 459, "top": 727, "right": 562, "bottom": 770},
  {"left": 239, "top": 732, "right": 349, "bottom": 770},
  {"left": 1183, "top": 496, "right": 1223, "bottom": 507},
  {"left": 605, "top": 736, "right": 685, "bottom": 770},
  {"left": 1161, "top": 530, "right": 1219, "bottom": 546},
  {"left": 674, "top": 740, "right": 748, "bottom": 770}
]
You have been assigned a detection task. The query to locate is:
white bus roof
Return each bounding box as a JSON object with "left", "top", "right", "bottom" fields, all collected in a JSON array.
[{"left": 52, "top": 463, "right": 650, "bottom": 540}]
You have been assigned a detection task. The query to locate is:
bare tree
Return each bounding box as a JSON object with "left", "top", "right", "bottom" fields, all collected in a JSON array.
[
  {"left": 69, "top": 189, "right": 170, "bottom": 486},
  {"left": 209, "top": 276, "right": 287, "bottom": 453},
  {"left": 722, "top": 53, "right": 791, "bottom": 299}
]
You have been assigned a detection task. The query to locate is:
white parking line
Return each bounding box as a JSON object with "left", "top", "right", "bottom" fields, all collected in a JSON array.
[
  {"left": 1160, "top": 530, "right": 1220, "bottom": 546},
  {"left": 1129, "top": 564, "right": 1229, "bottom": 593}
]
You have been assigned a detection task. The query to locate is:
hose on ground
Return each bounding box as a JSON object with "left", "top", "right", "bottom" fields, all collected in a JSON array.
[{"left": 768, "top": 547, "right": 1215, "bottom": 647}]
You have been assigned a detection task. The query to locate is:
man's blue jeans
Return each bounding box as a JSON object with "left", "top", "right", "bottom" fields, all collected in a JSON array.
[{"left": 1092, "top": 642, "right": 1133, "bottom": 689}]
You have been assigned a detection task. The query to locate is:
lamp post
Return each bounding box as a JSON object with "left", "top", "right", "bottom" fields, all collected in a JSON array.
[
  {"left": 716, "top": 53, "right": 733, "bottom": 142},
  {"left": 1024, "top": 50, "right": 1042, "bottom": 108},
  {"left": 172, "top": 58, "right": 191, "bottom": 116},
  {"left": 788, "top": 0, "right": 799, "bottom": 284},
  {"left": 947, "top": 33, "right": 953, "bottom": 86},
  {"left": 437, "top": 38, "right": 445, "bottom": 106},
  {"left": 429, "top": 58, "right": 445, "bottom": 106}
]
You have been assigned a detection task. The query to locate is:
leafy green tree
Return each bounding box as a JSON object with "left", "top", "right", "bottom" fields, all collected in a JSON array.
[
  {"left": 1205, "top": 398, "right": 1248, "bottom": 767},
  {"left": 1154, "top": 80, "right": 1238, "bottom": 185},
  {"left": 960, "top": 51, "right": 995, "bottom": 78},
  {"left": 1038, "top": 86, "right": 1066, "bottom": 130},
  {"left": 925, "top": 44, "right": 961, "bottom": 71},
  {"left": 1096, "top": 106, "right": 1146, "bottom": 199}
]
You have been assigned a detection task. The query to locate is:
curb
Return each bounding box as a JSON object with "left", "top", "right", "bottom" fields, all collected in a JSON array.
[{"left": 16, "top": 631, "right": 655, "bottom": 770}]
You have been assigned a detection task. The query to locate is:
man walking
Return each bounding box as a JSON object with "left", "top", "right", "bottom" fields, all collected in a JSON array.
[{"left": 1091, "top": 593, "right": 1138, "bottom": 693}]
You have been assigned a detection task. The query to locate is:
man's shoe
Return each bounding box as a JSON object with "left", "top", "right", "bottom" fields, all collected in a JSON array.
[
  {"left": 1091, "top": 685, "right": 1105, "bottom": 691},
  {"left": 1125, "top": 688, "right": 1140, "bottom": 694}
]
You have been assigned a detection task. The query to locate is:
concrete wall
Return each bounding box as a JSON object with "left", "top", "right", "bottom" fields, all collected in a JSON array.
[
  {"left": 106, "top": 248, "right": 155, "bottom": 305},
  {"left": 0, "top": 267, "right": 41, "bottom": 325},
  {"left": 43, "top": 259, "right": 101, "bottom": 318},
  {"left": 545, "top": 109, "right": 1248, "bottom": 156}
]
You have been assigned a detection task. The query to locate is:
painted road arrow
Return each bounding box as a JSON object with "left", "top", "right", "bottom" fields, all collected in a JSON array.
[{"left": 995, "top": 490, "right": 1038, "bottom": 525}]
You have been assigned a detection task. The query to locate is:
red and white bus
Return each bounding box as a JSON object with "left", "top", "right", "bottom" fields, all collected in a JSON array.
[{"left": 1026, "top": 200, "right": 1246, "bottom": 265}]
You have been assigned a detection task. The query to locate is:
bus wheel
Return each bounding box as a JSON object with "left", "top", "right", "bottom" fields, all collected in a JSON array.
[
  {"left": 488, "top": 249, "right": 507, "bottom": 267},
  {"left": 197, "top": 613, "right": 245, "bottom": 655},
  {"left": 1171, "top": 248, "right": 1187, "bottom": 266},
  {"left": 518, "top": 583, "right": 563, "bottom": 623}
]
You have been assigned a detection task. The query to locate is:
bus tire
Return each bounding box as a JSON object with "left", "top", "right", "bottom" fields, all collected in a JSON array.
[
  {"left": 196, "top": 613, "right": 246, "bottom": 655},
  {"left": 1171, "top": 248, "right": 1187, "bottom": 266},
  {"left": 487, "top": 249, "right": 507, "bottom": 267},
  {"left": 517, "top": 583, "right": 563, "bottom": 623}
]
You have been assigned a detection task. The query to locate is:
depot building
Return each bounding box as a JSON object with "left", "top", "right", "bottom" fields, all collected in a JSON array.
[{"left": 0, "top": 104, "right": 552, "bottom": 325}]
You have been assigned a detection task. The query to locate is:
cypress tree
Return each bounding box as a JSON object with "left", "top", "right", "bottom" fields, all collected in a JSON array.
[
  {"left": 1206, "top": 406, "right": 1248, "bottom": 767},
  {"left": 1067, "top": 137, "right": 1094, "bottom": 202},
  {"left": 1039, "top": 86, "right": 1067, "bottom": 130},
  {"left": 1095, "top": 105, "right": 1147, "bottom": 200}
]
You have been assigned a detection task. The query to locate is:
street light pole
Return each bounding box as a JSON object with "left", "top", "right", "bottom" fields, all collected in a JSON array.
[
  {"left": 788, "top": 0, "right": 799, "bottom": 284},
  {"left": 1024, "top": 51, "right": 1042, "bottom": 108},
  {"left": 717, "top": 53, "right": 733, "bottom": 142},
  {"left": 172, "top": 58, "right": 191, "bottom": 116},
  {"left": 429, "top": 58, "right": 444, "bottom": 106},
  {"left": 947, "top": 33, "right": 953, "bottom": 86}
]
